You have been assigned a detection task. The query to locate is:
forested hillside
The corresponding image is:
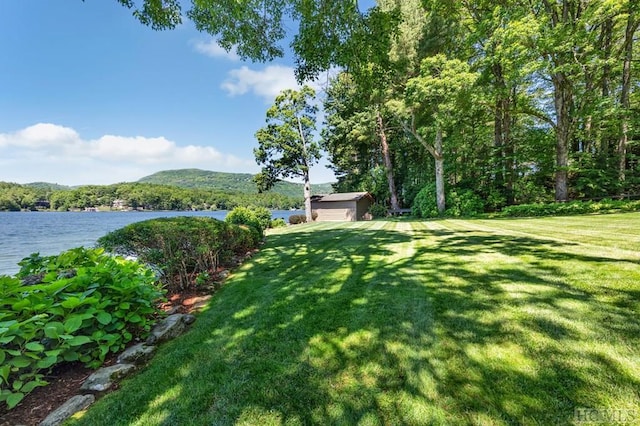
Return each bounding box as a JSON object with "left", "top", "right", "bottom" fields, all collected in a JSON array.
[
  {"left": 0, "top": 169, "right": 334, "bottom": 211},
  {"left": 138, "top": 169, "right": 334, "bottom": 198}
]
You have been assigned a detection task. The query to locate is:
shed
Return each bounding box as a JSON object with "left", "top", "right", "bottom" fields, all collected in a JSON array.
[{"left": 310, "top": 192, "right": 374, "bottom": 222}]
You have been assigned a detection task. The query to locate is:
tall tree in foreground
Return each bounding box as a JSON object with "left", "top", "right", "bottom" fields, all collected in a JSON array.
[{"left": 254, "top": 86, "right": 320, "bottom": 223}]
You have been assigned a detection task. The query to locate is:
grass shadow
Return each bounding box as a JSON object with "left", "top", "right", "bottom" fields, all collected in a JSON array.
[{"left": 68, "top": 219, "right": 640, "bottom": 425}]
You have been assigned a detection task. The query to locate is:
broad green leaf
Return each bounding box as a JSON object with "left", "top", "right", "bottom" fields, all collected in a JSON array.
[
  {"left": 60, "top": 296, "right": 81, "bottom": 309},
  {"left": 21, "top": 379, "right": 46, "bottom": 393},
  {"left": 0, "top": 335, "right": 16, "bottom": 344},
  {"left": 11, "top": 299, "right": 31, "bottom": 311},
  {"left": 64, "top": 316, "right": 83, "bottom": 333},
  {"left": 6, "top": 392, "right": 24, "bottom": 409},
  {"left": 63, "top": 351, "right": 79, "bottom": 362},
  {"left": 127, "top": 313, "right": 142, "bottom": 323},
  {"left": 96, "top": 312, "right": 112, "bottom": 325},
  {"left": 36, "top": 356, "right": 58, "bottom": 369},
  {"left": 10, "top": 356, "right": 32, "bottom": 368},
  {"left": 44, "top": 322, "right": 64, "bottom": 339},
  {"left": 0, "top": 365, "right": 10, "bottom": 382},
  {"left": 67, "top": 335, "right": 91, "bottom": 346},
  {"left": 45, "top": 349, "right": 62, "bottom": 357},
  {"left": 24, "top": 342, "right": 45, "bottom": 352}
]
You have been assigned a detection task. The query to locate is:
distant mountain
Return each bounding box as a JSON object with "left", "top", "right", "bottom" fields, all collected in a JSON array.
[
  {"left": 25, "top": 182, "right": 71, "bottom": 191},
  {"left": 137, "top": 169, "right": 334, "bottom": 198}
]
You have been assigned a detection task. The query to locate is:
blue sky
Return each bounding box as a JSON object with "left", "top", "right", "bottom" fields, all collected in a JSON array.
[{"left": 0, "top": 0, "right": 339, "bottom": 186}]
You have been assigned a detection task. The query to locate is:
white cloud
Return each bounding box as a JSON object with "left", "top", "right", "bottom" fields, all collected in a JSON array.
[
  {"left": 0, "top": 123, "right": 258, "bottom": 186},
  {"left": 192, "top": 39, "right": 240, "bottom": 61},
  {"left": 221, "top": 65, "right": 300, "bottom": 102}
]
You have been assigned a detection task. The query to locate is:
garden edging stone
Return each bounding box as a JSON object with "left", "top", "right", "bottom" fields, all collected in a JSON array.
[{"left": 37, "top": 313, "right": 199, "bottom": 426}]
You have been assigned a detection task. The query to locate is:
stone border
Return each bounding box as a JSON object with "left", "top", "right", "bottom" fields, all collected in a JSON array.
[{"left": 39, "top": 314, "right": 196, "bottom": 426}]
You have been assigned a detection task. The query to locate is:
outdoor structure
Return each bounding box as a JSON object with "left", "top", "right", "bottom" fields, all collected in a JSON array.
[{"left": 310, "top": 192, "right": 374, "bottom": 222}]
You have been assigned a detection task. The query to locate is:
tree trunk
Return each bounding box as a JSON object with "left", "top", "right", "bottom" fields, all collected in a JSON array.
[
  {"left": 376, "top": 109, "right": 400, "bottom": 210},
  {"left": 618, "top": 10, "right": 637, "bottom": 184},
  {"left": 492, "top": 63, "right": 515, "bottom": 205},
  {"left": 304, "top": 173, "right": 313, "bottom": 222},
  {"left": 434, "top": 127, "right": 445, "bottom": 214},
  {"left": 493, "top": 64, "right": 505, "bottom": 192},
  {"left": 552, "top": 72, "right": 572, "bottom": 201}
]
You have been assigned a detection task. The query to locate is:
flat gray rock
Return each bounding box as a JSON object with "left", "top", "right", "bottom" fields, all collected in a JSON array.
[
  {"left": 146, "top": 314, "right": 195, "bottom": 344},
  {"left": 39, "top": 394, "right": 95, "bottom": 426},
  {"left": 80, "top": 363, "right": 136, "bottom": 393},
  {"left": 117, "top": 343, "right": 156, "bottom": 365}
]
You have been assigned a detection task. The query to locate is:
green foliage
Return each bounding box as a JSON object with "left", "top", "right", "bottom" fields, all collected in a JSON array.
[
  {"left": 445, "top": 190, "right": 485, "bottom": 217},
  {"left": 413, "top": 184, "right": 485, "bottom": 218},
  {"left": 500, "top": 199, "right": 640, "bottom": 218},
  {"left": 254, "top": 86, "right": 320, "bottom": 191},
  {"left": 137, "top": 168, "right": 333, "bottom": 199},
  {"left": 0, "top": 168, "right": 335, "bottom": 211},
  {"left": 98, "top": 217, "right": 259, "bottom": 292},
  {"left": 412, "top": 183, "right": 439, "bottom": 218},
  {"left": 270, "top": 218, "right": 287, "bottom": 228},
  {"left": 288, "top": 214, "right": 308, "bottom": 225},
  {"left": 0, "top": 247, "right": 163, "bottom": 409},
  {"left": 225, "top": 206, "right": 271, "bottom": 241},
  {"left": 368, "top": 203, "right": 389, "bottom": 218}
]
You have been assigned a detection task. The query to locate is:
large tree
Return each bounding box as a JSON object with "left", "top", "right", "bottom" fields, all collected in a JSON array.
[
  {"left": 254, "top": 86, "right": 320, "bottom": 222},
  {"left": 400, "top": 55, "right": 478, "bottom": 214}
]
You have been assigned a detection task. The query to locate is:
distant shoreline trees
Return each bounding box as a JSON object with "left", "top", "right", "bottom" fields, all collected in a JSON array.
[{"left": 0, "top": 181, "right": 302, "bottom": 212}]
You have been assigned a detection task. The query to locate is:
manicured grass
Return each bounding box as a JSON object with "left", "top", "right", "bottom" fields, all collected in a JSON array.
[{"left": 69, "top": 213, "right": 640, "bottom": 425}]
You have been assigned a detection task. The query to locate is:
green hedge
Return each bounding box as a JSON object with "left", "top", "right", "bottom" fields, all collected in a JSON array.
[
  {"left": 0, "top": 247, "right": 163, "bottom": 409},
  {"left": 98, "top": 216, "right": 259, "bottom": 292},
  {"left": 500, "top": 199, "right": 640, "bottom": 217}
]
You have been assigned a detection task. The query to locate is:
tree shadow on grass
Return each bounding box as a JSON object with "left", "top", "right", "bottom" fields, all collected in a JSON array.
[{"left": 68, "top": 222, "right": 640, "bottom": 425}]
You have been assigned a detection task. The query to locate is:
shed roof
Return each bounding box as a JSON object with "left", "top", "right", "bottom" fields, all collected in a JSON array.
[{"left": 312, "top": 192, "right": 372, "bottom": 202}]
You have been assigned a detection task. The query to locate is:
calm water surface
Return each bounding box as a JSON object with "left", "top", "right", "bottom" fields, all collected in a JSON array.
[{"left": 0, "top": 210, "right": 293, "bottom": 276}]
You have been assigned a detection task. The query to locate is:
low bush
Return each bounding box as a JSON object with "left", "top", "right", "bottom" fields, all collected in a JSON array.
[
  {"left": 446, "top": 189, "right": 485, "bottom": 217},
  {"left": 0, "top": 247, "right": 163, "bottom": 409},
  {"left": 270, "top": 218, "right": 287, "bottom": 228},
  {"left": 289, "top": 214, "right": 307, "bottom": 225},
  {"left": 412, "top": 183, "right": 439, "bottom": 218},
  {"left": 500, "top": 198, "right": 640, "bottom": 217},
  {"left": 98, "top": 216, "right": 258, "bottom": 292},
  {"left": 368, "top": 203, "right": 389, "bottom": 218},
  {"left": 225, "top": 206, "right": 272, "bottom": 242}
]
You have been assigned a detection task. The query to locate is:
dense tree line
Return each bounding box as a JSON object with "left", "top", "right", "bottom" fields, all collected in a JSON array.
[
  {"left": 321, "top": 0, "right": 639, "bottom": 214},
  {"left": 119, "top": 0, "right": 638, "bottom": 214},
  {"left": 94, "top": 1, "right": 640, "bottom": 214},
  {"left": 0, "top": 182, "right": 301, "bottom": 212}
]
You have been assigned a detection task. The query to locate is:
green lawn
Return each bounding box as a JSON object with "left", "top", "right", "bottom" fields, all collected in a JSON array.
[{"left": 69, "top": 213, "right": 640, "bottom": 425}]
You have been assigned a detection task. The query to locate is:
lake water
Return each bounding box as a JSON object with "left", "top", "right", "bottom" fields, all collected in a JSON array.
[{"left": 0, "top": 210, "right": 294, "bottom": 276}]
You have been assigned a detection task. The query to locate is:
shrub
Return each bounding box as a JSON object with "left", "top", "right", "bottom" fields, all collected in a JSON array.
[
  {"left": 412, "top": 183, "right": 439, "bottom": 218},
  {"left": 500, "top": 199, "right": 640, "bottom": 217},
  {"left": 0, "top": 247, "right": 163, "bottom": 409},
  {"left": 98, "top": 216, "right": 259, "bottom": 292},
  {"left": 270, "top": 218, "right": 287, "bottom": 228},
  {"left": 225, "top": 206, "right": 270, "bottom": 239},
  {"left": 289, "top": 214, "right": 307, "bottom": 225},
  {"left": 368, "top": 203, "right": 389, "bottom": 218},
  {"left": 446, "top": 189, "right": 485, "bottom": 217}
]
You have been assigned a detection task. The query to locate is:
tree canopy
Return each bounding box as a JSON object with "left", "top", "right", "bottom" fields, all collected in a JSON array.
[
  {"left": 254, "top": 86, "right": 320, "bottom": 221},
  {"left": 114, "top": 0, "right": 639, "bottom": 215}
]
